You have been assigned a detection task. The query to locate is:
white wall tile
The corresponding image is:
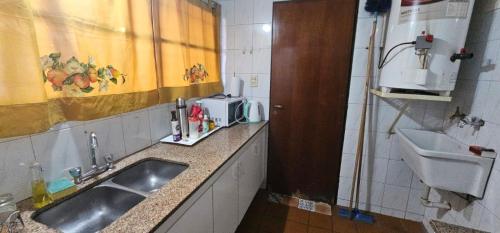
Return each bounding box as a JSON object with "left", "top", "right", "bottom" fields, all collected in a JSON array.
[
  {"left": 386, "top": 160, "right": 412, "bottom": 187},
  {"left": 253, "top": 24, "right": 272, "bottom": 49},
  {"left": 478, "top": 207, "right": 500, "bottom": 232},
  {"left": 359, "top": 180, "right": 384, "bottom": 206},
  {"left": 234, "top": 25, "right": 253, "bottom": 50},
  {"left": 220, "top": 0, "right": 235, "bottom": 26},
  {"left": 222, "top": 49, "right": 236, "bottom": 74},
  {"left": 382, "top": 184, "right": 410, "bottom": 211},
  {"left": 251, "top": 74, "right": 270, "bottom": 98},
  {"left": 234, "top": 0, "right": 254, "bottom": 25},
  {"left": 84, "top": 116, "right": 126, "bottom": 162},
  {"left": 31, "top": 125, "right": 88, "bottom": 182},
  {"left": 253, "top": 0, "right": 272, "bottom": 24},
  {"left": 406, "top": 189, "right": 425, "bottom": 215},
  {"left": 340, "top": 154, "right": 355, "bottom": 178},
  {"left": 149, "top": 104, "right": 173, "bottom": 144},
  {"left": 252, "top": 49, "right": 271, "bottom": 74},
  {"left": 0, "top": 137, "right": 36, "bottom": 201},
  {"left": 121, "top": 110, "right": 152, "bottom": 155},
  {"left": 234, "top": 50, "right": 253, "bottom": 73},
  {"left": 361, "top": 157, "right": 388, "bottom": 183}
]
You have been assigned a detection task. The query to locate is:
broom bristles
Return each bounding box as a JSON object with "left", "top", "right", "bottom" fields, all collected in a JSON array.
[{"left": 364, "top": 0, "right": 392, "bottom": 13}]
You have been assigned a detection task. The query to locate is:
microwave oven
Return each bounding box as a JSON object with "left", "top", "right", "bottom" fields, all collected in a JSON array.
[{"left": 201, "top": 97, "right": 245, "bottom": 127}]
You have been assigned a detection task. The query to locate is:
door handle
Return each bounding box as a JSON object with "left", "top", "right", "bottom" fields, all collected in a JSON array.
[{"left": 273, "top": 104, "right": 284, "bottom": 109}]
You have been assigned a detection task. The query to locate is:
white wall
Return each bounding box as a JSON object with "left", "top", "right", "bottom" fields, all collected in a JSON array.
[
  {"left": 422, "top": 1, "right": 500, "bottom": 231},
  {"left": 218, "top": 0, "right": 274, "bottom": 120},
  {"left": 0, "top": 103, "right": 177, "bottom": 202}
]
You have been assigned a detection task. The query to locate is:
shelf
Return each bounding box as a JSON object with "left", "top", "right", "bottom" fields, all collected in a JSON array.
[{"left": 370, "top": 89, "right": 452, "bottom": 102}]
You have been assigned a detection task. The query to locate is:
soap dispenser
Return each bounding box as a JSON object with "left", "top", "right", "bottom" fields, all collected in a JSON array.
[{"left": 30, "top": 162, "right": 52, "bottom": 209}]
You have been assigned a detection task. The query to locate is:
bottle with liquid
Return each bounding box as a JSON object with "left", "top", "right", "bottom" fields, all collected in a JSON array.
[
  {"left": 30, "top": 162, "right": 52, "bottom": 209},
  {"left": 171, "top": 110, "right": 181, "bottom": 141},
  {"left": 202, "top": 114, "right": 209, "bottom": 133}
]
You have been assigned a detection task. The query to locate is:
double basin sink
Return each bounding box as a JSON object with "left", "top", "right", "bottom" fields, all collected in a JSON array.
[{"left": 32, "top": 159, "right": 188, "bottom": 233}]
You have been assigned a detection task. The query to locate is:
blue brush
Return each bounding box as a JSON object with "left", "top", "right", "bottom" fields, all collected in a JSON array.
[{"left": 365, "top": 0, "right": 392, "bottom": 13}]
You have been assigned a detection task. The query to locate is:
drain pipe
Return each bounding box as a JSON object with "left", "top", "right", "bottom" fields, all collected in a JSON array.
[{"left": 420, "top": 184, "right": 451, "bottom": 210}]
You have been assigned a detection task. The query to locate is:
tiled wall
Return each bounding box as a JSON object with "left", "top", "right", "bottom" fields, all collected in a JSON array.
[
  {"left": 335, "top": 2, "right": 450, "bottom": 222},
  {"left": 421, "top": 1, "right": 500, "bottom": 231},
  {"left": 0, "top": 103, "right": 177, "bottom": 202},
  {"left": 217, "top": 0, "right": 273, "bottom": 120}
]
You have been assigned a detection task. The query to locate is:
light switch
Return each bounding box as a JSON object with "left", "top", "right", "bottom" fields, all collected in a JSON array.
[{"left": 250, "top": 75, "right": 258, "bottom": 87}]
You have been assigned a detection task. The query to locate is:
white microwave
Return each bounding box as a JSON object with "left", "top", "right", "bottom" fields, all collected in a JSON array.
[{"left": 201, "top": 97, "right": 245, "bottom": 127}]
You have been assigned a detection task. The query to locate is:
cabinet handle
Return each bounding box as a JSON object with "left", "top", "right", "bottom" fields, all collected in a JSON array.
[{"left": 273, "top": 104, "right": 284, "bottom": 109}]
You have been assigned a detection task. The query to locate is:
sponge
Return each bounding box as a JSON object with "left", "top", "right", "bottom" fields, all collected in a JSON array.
[{"left": 47, "top": 178, "right": 77, "bottom": 200}]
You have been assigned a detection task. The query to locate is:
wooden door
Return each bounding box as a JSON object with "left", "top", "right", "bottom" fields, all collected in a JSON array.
[{"left": 269, "top": 0, "right": 357, "bottom": 203}]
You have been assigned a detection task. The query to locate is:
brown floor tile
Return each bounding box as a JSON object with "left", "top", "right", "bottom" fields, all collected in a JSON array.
[
  {"left": 310, "top": 213, "right": 332, "bottom": 230},
  {"left": 266, "top": 202, "right": 291, "bottom": 221},
  {"left": 286, "top": 207, "right": 310, "bottom": 224},
  {"left": 308, "top": 226, "right": 332, "bottom": 233},
  {"left": 331, "top": 214, "right": 357, "bottom": 233},
  {"left": 355, "top": 221, "right": 384, "bottom": 233},
  {"left": 401, "top": 220, "right": 426, "bottom": 233},
  {"left": 373, "top": 214, "right": 407, "bottom": 233},
  {"left": 261, "top": 218, "right": 308, "bottom": 233}
]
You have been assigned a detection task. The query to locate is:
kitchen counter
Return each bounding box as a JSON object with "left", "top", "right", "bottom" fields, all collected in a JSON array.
[{"left": 20, "top": 121, "right": 269, "bottom": 233}]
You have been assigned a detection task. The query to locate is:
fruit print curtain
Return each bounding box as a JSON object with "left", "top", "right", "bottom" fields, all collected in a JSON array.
[
  {"left": 0, "top": 0, "right": 222, "bottom": 138},
  {"left": 152, "top": 0, "right": 222, "bottom": 103}
]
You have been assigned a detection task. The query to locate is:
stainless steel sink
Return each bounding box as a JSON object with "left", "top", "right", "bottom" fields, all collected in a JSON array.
[
  {"left": 112, "top": 159, "right": 188, "bottom": 193},
  {"left": 33, "top": 186, "right": 144, "bottom": 233},
  {"left": 32, "top": 159, "right": 188, "bottom": 233}
]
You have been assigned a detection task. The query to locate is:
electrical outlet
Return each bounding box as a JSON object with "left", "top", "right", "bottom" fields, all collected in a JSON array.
[{"left": 250, "top": 76, "right": 259, "bottom": 87}]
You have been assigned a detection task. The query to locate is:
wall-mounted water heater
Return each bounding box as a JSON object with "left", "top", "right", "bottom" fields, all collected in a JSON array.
[{"left": 378, "top": 0, "right": 475, "bottom": 96}]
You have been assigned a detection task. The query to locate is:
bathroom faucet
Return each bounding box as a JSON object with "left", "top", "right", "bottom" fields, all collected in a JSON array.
[
  {"left": 449, "top": 107, "right": 485, "bottom": 130},
  {"left": 459, "top": 116, "right": 485, "bottom": 130},
  {"left": 69, "top": 132, "right": 114, "bottom": 184}
]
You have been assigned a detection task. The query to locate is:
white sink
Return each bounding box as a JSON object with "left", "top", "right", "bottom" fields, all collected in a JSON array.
[{"left": 396, "top": 128, "right": 495, "bottom": 198}]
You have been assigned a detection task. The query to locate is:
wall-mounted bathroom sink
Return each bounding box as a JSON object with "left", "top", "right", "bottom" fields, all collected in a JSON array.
[
  {"left": 396, "top": 128, "right": 495, "bottom": 197},
  {"left": 32, "top": 159, "right": 188, "bottom": 233}
]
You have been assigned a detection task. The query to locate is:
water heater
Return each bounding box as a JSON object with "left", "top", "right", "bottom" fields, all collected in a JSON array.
[{"left": 378, "top": 0, "right": 475, "bottom": 96}]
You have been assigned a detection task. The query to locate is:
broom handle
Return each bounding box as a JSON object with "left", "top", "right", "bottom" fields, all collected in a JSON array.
[{"left": 349, "top": 18, "right": 377, "bottom": 211}]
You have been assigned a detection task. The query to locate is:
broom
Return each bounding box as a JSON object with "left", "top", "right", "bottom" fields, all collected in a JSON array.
[{"left": 338, "top": 0, "right": 391, "bottom": 224}]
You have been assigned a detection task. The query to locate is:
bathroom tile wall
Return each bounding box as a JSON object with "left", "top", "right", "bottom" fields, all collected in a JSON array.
[
  {"left": 0, "top": 103, "right": 177, "bottom": 202},
  {"left": 217, "top": 0, "right": 274, "bottom": 120},
  {"left": 422, "top": 1, "right": 500, "bottom": 232},
  {"left": 217, "top": 0, "right": 446, "bottom": 222}
]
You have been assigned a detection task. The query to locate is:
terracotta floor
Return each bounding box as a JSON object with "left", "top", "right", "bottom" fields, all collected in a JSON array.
[{"left": 236, "top": 190, "right": 427, "bottom": 233}]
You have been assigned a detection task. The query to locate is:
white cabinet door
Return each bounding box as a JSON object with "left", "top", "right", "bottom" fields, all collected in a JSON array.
[
  {"left": 257, "top": 129, "right": 268, "bottom": 186},
  {"left": 213, "top": 162, "right": 239, "bottom": 233},
  {"left": 167, "top": 187, "right": 213, "bottom": 233},
  {"left": 238, "top": 140, "right": 262, "bottom": 223}
]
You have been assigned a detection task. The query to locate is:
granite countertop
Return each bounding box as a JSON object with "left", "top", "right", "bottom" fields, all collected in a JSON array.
[{"left": 20, "top": 121, "right": 268, "bottom": 233}]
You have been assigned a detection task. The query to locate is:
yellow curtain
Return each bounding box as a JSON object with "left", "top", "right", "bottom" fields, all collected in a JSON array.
[
  {"left": 153, "top": 0, "right": 223, "bottom": 103},
  {"left": 0, "top": 0, "right": 222, "bottom": 138}
]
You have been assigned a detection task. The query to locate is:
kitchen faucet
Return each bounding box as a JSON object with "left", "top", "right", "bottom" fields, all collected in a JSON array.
[{"left": 69, "top": 132, "right": 114, "bottom": 184}]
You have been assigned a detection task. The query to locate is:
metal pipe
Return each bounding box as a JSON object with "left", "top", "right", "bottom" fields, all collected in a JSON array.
[{"left": 420, "top": 184, "right": 451, "bottom": 210}]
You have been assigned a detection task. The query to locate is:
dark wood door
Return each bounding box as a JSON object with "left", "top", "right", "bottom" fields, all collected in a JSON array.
[{"left": 268, "top": 0, "right": 357, "bottom": 203}]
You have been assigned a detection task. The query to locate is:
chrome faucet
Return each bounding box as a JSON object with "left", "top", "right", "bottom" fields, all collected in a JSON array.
[
  {"left": 449, "top": 107, "right": 485, "bottom": 130},
  {"left": 69, "top": 132, "right": 115, "bottom": 184}
]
